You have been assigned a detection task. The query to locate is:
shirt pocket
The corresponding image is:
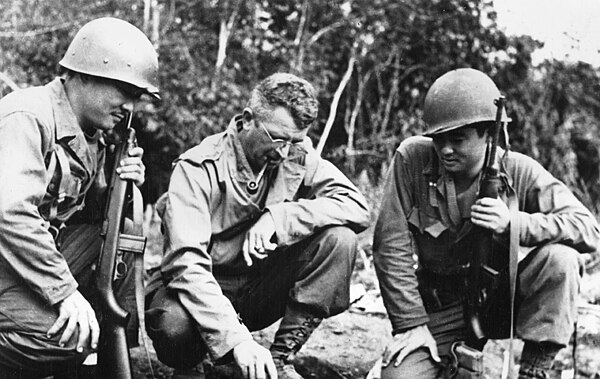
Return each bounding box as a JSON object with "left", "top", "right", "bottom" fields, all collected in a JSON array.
[{"left": 407, "top": 207, "right": 452, "bottom": 270}]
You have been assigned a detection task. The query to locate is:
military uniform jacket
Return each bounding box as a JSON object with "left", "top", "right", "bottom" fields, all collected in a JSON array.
[
  {"left": 373, "top": 136, "right": 600, "bottom": 335},
  {"left": 0, "top": 78, "right": 106, "bottom": 306},
  {"left": 156, "top": 116, "right": 370, "bottom": 359}
]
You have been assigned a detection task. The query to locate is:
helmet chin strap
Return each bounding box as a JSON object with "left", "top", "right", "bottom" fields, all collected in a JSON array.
[{"left": 246, "top": 163, "right": 268, "bottom": 194}]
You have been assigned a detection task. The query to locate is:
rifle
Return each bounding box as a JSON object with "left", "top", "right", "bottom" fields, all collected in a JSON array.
[
  {"left": 96, "top": 112, "right": 147, "bottom": 378},
  {"left": 464, "top": 96, "right": 507, "bottom": 346}
]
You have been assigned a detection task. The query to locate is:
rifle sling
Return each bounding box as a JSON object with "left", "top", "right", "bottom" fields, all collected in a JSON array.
[
  {"left": 506, "top": 185, "right": 520, "bottom": 378},
  {"left": 131, "top": 185, "right": 156, "bottom": 378}
]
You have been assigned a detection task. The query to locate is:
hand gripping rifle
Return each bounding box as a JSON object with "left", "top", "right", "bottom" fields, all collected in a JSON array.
[
  {"left": 96, "top": 112, "right": 147, "bottom": 378},
  {"left": 464, "top": 96, "right": 507, "bottom": 346}
]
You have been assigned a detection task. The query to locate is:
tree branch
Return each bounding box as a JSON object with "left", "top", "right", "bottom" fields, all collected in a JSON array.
[
  {"left": 0, "top": 72, "right": 19, "bottom": 92},
  {"left": 0, "top": 21, "right": 76, "bottom": 38}
]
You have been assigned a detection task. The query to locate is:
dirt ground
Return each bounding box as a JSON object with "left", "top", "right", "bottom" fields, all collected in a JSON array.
[{"left": 132, "top": 211, "right": 600, "bottom": 379}]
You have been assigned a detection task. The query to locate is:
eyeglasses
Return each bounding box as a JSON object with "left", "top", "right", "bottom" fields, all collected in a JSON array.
[{"left": 257, "top": 121, "right": 304, "bottom": 152}]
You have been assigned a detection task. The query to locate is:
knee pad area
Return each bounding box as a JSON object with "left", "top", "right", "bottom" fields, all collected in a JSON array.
[{"left": 535, "top": 244, "right": 580, "bottom": 283}]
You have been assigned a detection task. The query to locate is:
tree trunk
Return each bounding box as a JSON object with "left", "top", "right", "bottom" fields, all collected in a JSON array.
[
  {"left": 151, "top": 0, "right": 160, "bottom": 47},
  {"left": 316, "top": 49, "right": 356, "bottom": 155},
  {"left": 213, "top": 1, "right": 241, "bottom": 90},
  {"left": 346, "top": 68, "right": 373, "bottom": 171},
  {"left": 291, "top": 0, "right": 310, "bottom": 74}
]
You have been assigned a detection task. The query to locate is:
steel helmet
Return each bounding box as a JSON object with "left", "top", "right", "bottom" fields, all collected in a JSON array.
[
  {"left": 59, "top": 17, "right": 159, "bottom": 99},
  {"left": 422, "top": 68, "right": 509, "bottom": 136}
]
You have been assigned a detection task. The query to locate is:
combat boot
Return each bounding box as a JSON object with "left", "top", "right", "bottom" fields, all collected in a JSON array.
[
  {"left": 517, "top": 341, "right": 560, "bottom": 379},
  {"left": 270, "top": 303, "right": 323, "bottom": 379}
]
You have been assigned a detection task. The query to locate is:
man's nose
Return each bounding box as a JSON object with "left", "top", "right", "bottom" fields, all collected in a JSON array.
[
  {"left": 440, "top": 145, "right": 452, "bottom": 155},
  {"left": 275, "top": 143, "right": 290, "bottom": 158},
  {"left": 121, "top": 102, "right": 134, "bottom": 113}
]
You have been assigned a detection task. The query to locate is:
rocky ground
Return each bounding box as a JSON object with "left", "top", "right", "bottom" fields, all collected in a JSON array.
[{"left": 131, "top": 211, "right": 600, "bottom": 379}]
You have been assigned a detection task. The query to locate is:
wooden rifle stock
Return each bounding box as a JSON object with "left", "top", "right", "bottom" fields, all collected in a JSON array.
[
  {"left": 465, "top": 97, "right": 506, "bottom": 345},
  {"left": 96, "top": 113, "right": 146, "bottom": 378}
]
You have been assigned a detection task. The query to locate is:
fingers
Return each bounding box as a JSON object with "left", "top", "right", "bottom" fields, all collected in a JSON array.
[
  {"left": 471, "top": 197, "right": 510, "bottom": 233},
  {"left": 127, "top": 146, "right": 144, "bottom": 158},
  {"left": 47, "top": 311, "right": 69, "bottom": 339},
  {"left": 116, "top": 157, "right": 145, "bottom": 180},
  {"left": 266, "top": 357, "right": 277, "bottom": 379},
  {"left": 394, "top": 347, "right": 410, "bottom": 367},
  {"left": 88, "top": 309, "right": 100, "bottom": 351},
  {"left": 260, "top": 233, "right": 277, "bottom": 251},
  {"left": 116, "top": 148, "right": 145, "bottom": 185},
  {"left": 74, "top": 311, "right": 90, "bottom": 353},
  {"left": 382, "top": 325, "right": 439, "bottom": 368},
  {"left": 243, "top": 223, "right": 276, "bottom": 267},
  {"left": 381, "top": 341, "right": 402, "bottom": 367},
  {"left": 233, "top": 341, "right": 276, "bottom": 379},
  {"left": 242, "top": 238, "right": 253, "bottom": 266},
  {"left": 248, "top": 362, "right": 256, "bottom": 379},
  {"left": 49, "top": 292, "right": 98, "bottom": 353},
  {"left": 428, "top": 344, "right": 441, "bottom": 363},
  {"left": 239, "top": 363, "right": 249, "bottom": 379}
]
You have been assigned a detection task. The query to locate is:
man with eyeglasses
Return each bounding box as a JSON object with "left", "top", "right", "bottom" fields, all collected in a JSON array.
[
  {"left": 0, "top": 17, "right": 158, "bottom": 377},
  {"left": 145, "top": 72, "right": 370, "bottom": 379}
]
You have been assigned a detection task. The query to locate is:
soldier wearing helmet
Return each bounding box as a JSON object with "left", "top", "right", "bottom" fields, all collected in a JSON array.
[
  {"left": 373, "top": 68, "right": 599, "bottom": 378},
  {"left": 0, "top": 17, "right": 158, "bottom": 376}
]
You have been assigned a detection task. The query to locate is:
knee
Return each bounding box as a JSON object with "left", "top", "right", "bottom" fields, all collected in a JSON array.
[
  {"left": 317, "top": 226, "right": 358, "bottom": 261},
  {"left": 538, "top": 244, "right": 580, "bottom": 273},
  {"left": 380, "top": 347, "right": 440, "bottom": 379},
  {"left": 535, "top": 244, "right": 581, "bottom": 285},
  {"left": 145, "top": 289, "right": 205, "bottom": 368}
]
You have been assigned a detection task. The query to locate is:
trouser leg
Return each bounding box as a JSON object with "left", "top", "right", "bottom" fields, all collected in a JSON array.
[
  {"left": 381, "top": 303, "right": 468, "bottom": 379},
  {"left": 145, "top": 226, "right": 358, "bottom": 372},
  {"left": 0, "top": 224, "right": 101, "bottom": 375},
  {"left": 145, "top": 287, "right": 208, "bottom": 369},
  {"left": 515, "top": 243, "right": 581, "bottom": 346},
  {"left": 231, "top": 225, "right": 359, "bottom": 330},
  {"left": 0, "top": 223, "right": 137, "bottom": 376},
  {"left": 381, "top": 243, "right": 581, "bottom": 379},
  {"left": 515, "top": 244, "right": 581, "bottom": 379}
]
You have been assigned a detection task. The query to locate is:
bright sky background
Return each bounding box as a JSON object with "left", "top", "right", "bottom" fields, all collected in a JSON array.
[{"left": 493, "top": 0, "right": 600, "bottom": 67}]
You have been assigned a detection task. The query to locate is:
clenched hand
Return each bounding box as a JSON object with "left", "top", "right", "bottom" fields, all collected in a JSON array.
[
  {"left": 116, "top": 146, "right": 146, "bottom": 187},
  {"left": 242, "top": 212, "right": 277, "bottom": 266},
  {"left": 470, "top": 197, "right": 510, "bottom": 234}
]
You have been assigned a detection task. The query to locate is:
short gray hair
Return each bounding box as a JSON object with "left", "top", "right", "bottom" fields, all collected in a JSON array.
[{"left": 247, "top": 73, "right": 319, "bottom": 129}]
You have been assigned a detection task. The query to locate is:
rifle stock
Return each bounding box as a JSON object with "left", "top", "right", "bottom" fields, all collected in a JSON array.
[
  {"left": 96, "top": 113, "right": 146, "bottom": 378},
  {"left": 464, "top": 97, "right": 506, "bottom": 345}
]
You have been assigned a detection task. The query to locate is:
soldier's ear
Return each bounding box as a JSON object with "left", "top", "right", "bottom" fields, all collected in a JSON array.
[{"left": 242, "top": 108, "right": 254, "bottom": 129}]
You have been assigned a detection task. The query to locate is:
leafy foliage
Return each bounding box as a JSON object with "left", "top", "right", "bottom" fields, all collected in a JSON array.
[{"left": 2, "top": 0, "right": 600, "bottom": 211}]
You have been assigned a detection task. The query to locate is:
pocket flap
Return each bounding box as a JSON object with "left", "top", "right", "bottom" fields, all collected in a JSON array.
[{"left": 407, "top": 207, "right": 447, "bottom": 238}]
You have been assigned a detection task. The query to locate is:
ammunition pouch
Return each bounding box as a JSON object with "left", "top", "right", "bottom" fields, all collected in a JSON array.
[{"left": 448, "top": 342, "right": 484, "bottom": 378}]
